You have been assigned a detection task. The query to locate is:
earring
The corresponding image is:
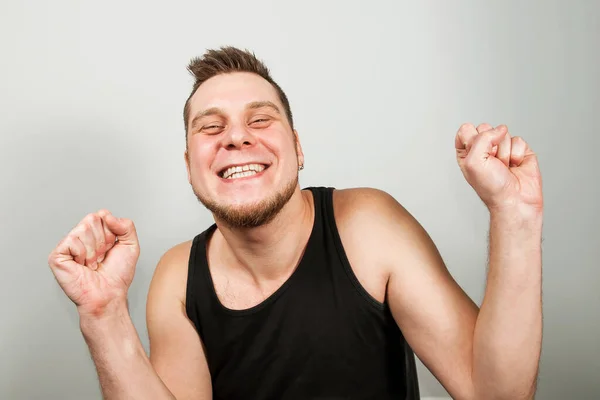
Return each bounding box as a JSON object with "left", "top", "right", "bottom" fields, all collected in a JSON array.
[{"left": 298, "top": 164, "right": 304, "bottom": 171}]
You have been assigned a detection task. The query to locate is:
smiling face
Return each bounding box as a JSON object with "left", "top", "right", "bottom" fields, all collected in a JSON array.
[{"left": 185, "top": 72, "right": 304, "bottom": 228}]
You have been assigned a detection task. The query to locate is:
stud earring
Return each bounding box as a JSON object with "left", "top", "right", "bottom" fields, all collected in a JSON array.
[{"left": 298, "top": 164, "right": 304, "bottom": 171}]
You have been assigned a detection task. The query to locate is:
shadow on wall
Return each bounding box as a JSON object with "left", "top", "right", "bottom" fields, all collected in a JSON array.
[{"left": 3, "top": 121, "right": 152, "bottom": 400}]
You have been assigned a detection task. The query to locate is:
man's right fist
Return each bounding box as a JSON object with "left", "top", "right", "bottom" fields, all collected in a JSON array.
[{"left": 48, "top": 210, "right": 140, "bottom": 317}]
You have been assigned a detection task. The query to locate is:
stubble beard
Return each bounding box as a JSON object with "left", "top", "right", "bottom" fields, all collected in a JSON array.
[{"left": 192, "top": 175, "right": 299, "bottom": 229}]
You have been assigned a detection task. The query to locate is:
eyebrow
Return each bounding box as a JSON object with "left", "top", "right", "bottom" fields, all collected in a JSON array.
[
  {"left": 246, "top": 101, "right": 281, "bottom": 114},
  {"left": 189, "top": 107, "right": 223, "bottom": 131},
  {"left": 189, "top": 101, "right": 281, "bottom": 131}
]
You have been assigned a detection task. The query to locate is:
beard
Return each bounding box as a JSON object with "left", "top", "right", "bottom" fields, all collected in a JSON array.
[{"left": 192, "top": 175, "right": 298, "bottom": 229}]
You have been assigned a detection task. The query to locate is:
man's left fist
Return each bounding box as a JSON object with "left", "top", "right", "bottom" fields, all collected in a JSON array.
[{"left": 455, "top": 123, "right": 543, "bottom": 213}]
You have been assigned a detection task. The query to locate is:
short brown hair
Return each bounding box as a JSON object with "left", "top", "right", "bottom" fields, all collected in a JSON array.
[{"left": 183, "top": 46, "right": 294, "bottom": 139}]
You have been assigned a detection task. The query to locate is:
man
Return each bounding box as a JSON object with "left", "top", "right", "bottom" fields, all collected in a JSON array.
[{"left": 48, "top": 47, "right": 543, "bottom": 400}]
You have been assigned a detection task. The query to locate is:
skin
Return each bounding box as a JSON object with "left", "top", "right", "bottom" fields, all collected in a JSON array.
[{"left": 48, "top": 72, "right": 543, "bottom": 400}]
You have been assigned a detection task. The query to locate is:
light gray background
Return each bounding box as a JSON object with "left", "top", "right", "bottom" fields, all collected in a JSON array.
[{"left": 1, "top": 1, "right": 598, "bottom": 399}]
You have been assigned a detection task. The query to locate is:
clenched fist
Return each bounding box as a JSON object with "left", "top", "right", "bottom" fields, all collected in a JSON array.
[
  {"left": 455, "top": 123, "right": 543, "bottom": 213},
  {"left": 47, "top": 210, "right": 140, "bottom": 317}
]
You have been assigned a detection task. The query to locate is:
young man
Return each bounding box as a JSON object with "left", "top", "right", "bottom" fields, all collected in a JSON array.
[{"left": 48, "top": 47, "right": 543, "bottom": 400}]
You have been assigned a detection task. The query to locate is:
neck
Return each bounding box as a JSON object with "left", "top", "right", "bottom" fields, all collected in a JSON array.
[{"left": 213, "top": 187, "right": 314, "bottom": 280}]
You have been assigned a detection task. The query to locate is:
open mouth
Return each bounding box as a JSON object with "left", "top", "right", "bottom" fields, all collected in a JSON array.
[{"left": 219, "top": 163, "right": 269, "bottom": 180}]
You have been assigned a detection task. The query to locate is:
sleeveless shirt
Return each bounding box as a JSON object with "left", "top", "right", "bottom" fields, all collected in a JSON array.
[{"left": 185, "top": 187, "right": 412, "bottom": 399}]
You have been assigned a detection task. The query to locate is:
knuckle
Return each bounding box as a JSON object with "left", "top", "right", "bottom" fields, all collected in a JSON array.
[
  {"left": 459, "top": 122, "right": 474, "bottom": 132},
  {"left": 476, "top": 123, "right": 491, "bottom": 132},
  {"left": 81, "top": 223, "right": 92, "bottom": 234},
  {"left": 97, "top": 208, "right": 110, "bottom": 215},
  {"left": 65, "top": 233, "right": 77, "bottom": 246},
  {"left": 70, "top": 223, "right": 82, "bottom": 236},
  {"left": 74, "top": 221, "right": 88, "bottom": 235}
]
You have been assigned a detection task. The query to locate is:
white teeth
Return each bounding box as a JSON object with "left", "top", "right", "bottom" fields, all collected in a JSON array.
[
  {"left": 221, "top": 163, "right": 266, "bottom": 179},
  {"left": 228, "top": 171, "right": 257, "bottom": 179}
]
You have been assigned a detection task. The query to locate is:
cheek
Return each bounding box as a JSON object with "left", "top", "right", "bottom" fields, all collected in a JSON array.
[
  {"left": 188, "top": 146, "right": 215, "bottom": 179},
  {"left": 264, "top": 132, "right": 297, "bottom": 162}
]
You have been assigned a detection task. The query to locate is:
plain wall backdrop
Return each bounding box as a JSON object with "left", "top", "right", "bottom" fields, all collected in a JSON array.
[{"left": 1, "top": 0, "right": 598, "bottom": 399}]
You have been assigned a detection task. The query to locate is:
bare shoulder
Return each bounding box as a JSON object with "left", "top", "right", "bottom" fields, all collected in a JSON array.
[
  {"left": 159, "top": 240, "right": 194, "bottom": 265},
  {"left": 148, "top": 240, "right": 194, "bottom": 306},
  {"left": 333, "top": 187, "right": 411, "bottom": 221},
  {"left": 332, "top": 187, "right": 428, "bottom": 302},
  {"left": 332, "top": 187, "right": 425, "bottom": 254}
]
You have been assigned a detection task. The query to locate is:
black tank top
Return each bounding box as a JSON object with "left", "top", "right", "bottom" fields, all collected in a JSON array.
[{"left": 185, "top": 187, "right": 413, "bottom": 399}]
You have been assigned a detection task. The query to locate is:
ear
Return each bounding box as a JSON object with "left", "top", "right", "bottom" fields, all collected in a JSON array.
[
  {"left": 293, "top": 129, "right": 305, "bottom": 168},
  {"left": 184, "top": 150, "right": 192, "bottom": 184}
]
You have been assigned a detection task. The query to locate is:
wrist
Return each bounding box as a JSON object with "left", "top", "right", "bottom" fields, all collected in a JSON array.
[
  {"left": 488, "top": 205, "right": 543, "bottom": 252},
  {"left": 77, "top": 298, "right": 145, "bottom": 364},
  {"left": 78, "top": 297, "right": 129, "bottom": 328},
  {"left": 488, "top": 203, "right": 543, "bottom": 227}
]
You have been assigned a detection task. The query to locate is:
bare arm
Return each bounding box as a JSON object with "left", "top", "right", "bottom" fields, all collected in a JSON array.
[
  {"left": 48, "top": 211, "right": 178, "bottom": 399},
  {"left": 48, "top": 213, "right": 211, "bottom": 399},
  {"left": 338, "top": 188, "right": 478, "bottom": 399},
  {"left": 385, "top": 123, "right": 540, "bottom": 399},
  {"left": 79, "top": 242, "right": 211, "bottom": 400},
  {"left": 146, "top": 242, "right": 212, "bottom": 400},
  {"left": 384, "top": 199, "right": 541, "bottom": 400},
  {"left": 337, "top": 188, "right": 541, "bottom": 400},
  {"left": 80, "top": 303, "right": 177, "bottom": 400},
  {"left": 472, "top": 208, "right": 542, "bottom": 399}
]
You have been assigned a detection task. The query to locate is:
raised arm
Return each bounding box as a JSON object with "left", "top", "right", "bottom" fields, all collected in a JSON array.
[
  {"left": 335, "top": 124, "right": 542, "bottom": 400},
  {"left": 460, "top": 123, "right": 543, "bottom": 398},
  {"left": 48, "top": 211, "right": 211, "bottom": 400}
]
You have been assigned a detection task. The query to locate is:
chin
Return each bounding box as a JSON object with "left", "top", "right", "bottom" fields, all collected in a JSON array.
[
  {"left": 219, "top": 185, "right": 274, "bottom": 206},
  {"left": 192, "top": 176, "right": 298, "bottom": 229}
]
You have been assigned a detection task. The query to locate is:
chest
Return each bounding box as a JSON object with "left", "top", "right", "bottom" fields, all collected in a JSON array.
[
  {"left": 210, "top": 267, "right": 296, "bottom": 310},
  {"left": 201, "top": 286, "right": 405, "bottom": 400},
  {"left": 202, "top": 265, "right": 396, "bottom": 367},
  {"left": 209, "top": 257, "right": 388, "bottom": 312}
]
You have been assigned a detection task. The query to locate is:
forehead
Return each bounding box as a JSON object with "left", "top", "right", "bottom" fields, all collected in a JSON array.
[{"left": 188, "top": 72, "right": 282, "bottom": 116}]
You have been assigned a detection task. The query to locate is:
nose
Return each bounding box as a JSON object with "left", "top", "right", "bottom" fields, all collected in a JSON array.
[{"left": 221, "top": 123, "right": 255, "bottom": 150}]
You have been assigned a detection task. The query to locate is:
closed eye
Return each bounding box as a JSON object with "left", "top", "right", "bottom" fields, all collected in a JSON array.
[
  {"left": 201, "top": 124, "right": 224, "bottom": 134},
  {"left": 250, "top": 118, "right": 272, "bottom": 128}
]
